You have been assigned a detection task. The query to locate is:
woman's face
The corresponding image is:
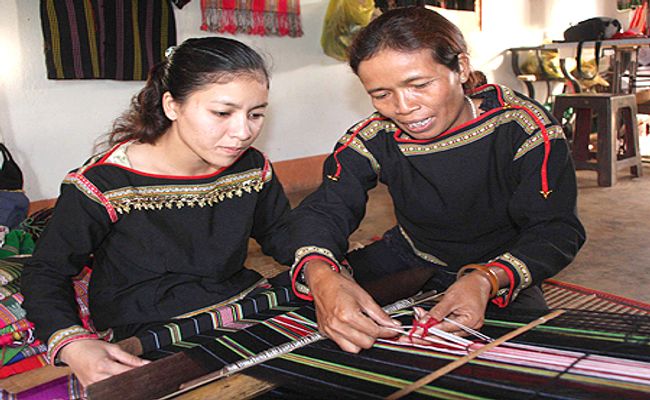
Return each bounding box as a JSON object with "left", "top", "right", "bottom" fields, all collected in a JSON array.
[
  {"left": 357, "top": 47, "right": 470, "bottom": 140},
  {"left": 163, "top": 73, "right": 269, "bottom": 172}
]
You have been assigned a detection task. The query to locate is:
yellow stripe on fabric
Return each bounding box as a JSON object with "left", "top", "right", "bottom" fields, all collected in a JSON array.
[
  {"left": 160, "top": 0, "right": 169, "bottom": 59},
  {"left": 561, "top": 372, "right": 650, "bottom": 393},
  {"left": 82, "top": 0, "right": 100, "bottom": 77},
  {"left": 163, "top": 323, "right": 182, "bottom": 344},
  {"left": 280, "top": 353, "right": 488, "bottom": 400},
  {"left": 215, "top": 336, "right": 256, "bottom": 358},
  {"left": 172, "top": 340, "right": 200, "bottom": 350},
  {"left": 131, "top": 0, "right": 142, "bottom": 80},
  {"left": 45, "top": 0, "right": 65, "bottom": 79},
  {"left": 262, "top": 290, "right": 279, "bottom": 309}
]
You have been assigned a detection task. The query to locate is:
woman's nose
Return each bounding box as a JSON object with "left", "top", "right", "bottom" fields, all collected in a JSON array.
[
  {"left": 229, "top": 116, "right": 253, "bottom": 141},
  {"left": 394, "top": 91, "right": 418, "bottom": 115}
]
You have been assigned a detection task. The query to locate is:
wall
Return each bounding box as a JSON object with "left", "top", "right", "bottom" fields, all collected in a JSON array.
[{"left": 0, "top": 0, "right": 628, "bottom": 201}]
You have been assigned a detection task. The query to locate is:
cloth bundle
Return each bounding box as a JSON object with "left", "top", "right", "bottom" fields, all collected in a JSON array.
[
  {"left": 0, "top": 262, "right": 92, "bottom": 381},
  {"left": 200, "top": 0, "right": 303, "bottom": 37},
  {"left": 0, "top": 260, "right": 46, "bottom": 378}
]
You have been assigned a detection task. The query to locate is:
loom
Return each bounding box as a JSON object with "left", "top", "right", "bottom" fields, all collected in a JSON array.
[{"left": 86, "top": 272, "right": 650, "bottom": 400}]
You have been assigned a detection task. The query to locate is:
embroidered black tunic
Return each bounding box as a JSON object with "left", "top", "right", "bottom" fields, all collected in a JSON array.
[
  {"left": 290, "top": 85, "right": 586, "bottom": 305},
  {"left": 22, "top": 142, "right": 293, "bottom": 359}
]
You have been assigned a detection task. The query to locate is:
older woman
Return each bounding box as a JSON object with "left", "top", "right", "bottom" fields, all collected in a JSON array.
[{"left": 289, "top": 7, "right": 585, "bottom": 352}]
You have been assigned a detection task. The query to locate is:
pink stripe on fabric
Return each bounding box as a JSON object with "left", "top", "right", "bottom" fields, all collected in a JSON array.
[
  {"left": 64, "top": 0, "right": 84, "bottom": 78},
  {"left": 116, "top": 0, "right": 125, "bottom": 80},
  {"left": 67, "top": 173, "right": 118, "bottom": 223}
]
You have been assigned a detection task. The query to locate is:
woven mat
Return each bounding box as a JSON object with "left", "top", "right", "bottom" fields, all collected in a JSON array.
[{"left": 543, "top": 278, "right": 650, "bottom": 315}]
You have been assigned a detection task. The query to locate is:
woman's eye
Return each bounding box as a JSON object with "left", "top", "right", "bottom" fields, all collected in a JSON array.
[
  {"left": 249, "top": 112, "right": 265, "bottom": 120},
  {"left": 413, "top": 81, "right": 431, "bottom": 89},
  {"left": 372, "top": 92, "right": 388, "bottom": 100},
  {"left": 212, "top": 111, "right": 231, "bottom": 117}
]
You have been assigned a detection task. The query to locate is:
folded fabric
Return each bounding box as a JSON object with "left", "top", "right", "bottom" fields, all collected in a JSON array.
[
  {"left": 18, "top": 207, "right": 54, "bottom": 244},
  {"left": 0, "top": 320, "right": 34, "bottom": 342},
  {"left": 0, "top": 230, "right": 34, "bottom": 259},
  {"left": 0, "top": 282, "right": 20, "bottom": 301},
  {"left": 0, "top": 294, "right": 25, "bottom": 329},
  {"left": 0, "top": 374, "right": 85, "bottom": 400},
  {"left": 1, "top": 343, "right": 46, "bottom": 367},
  {"left": 0, "top": 353, "right": 47, "bottom": 379},
  {"left": 0, "top": 259, "right": 22, "bottom": 286}
]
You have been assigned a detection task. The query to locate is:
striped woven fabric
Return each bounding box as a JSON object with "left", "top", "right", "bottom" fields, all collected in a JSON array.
[
  {"left": 170, "top": 305, "right": 650, "bottom": 399},
  {"left": 140, "top": 285, "right": 299, "bottom": 358},
  {"left": 200, "top": 0, "right": 303, "bottom": 37},
  {"left": 0, "top": 261, "right": 22, "bottom": 287},
  {"left": 39, "top": 0, "right": 177, "bottom": 80}
]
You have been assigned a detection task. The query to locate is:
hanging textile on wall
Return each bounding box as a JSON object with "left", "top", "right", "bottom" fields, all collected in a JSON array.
[
  {"left": 40, "top": 0, "right": 182, "bottom": 81},
  {"left": 200, "top": 0, "right": 303, "bottom": 37}
]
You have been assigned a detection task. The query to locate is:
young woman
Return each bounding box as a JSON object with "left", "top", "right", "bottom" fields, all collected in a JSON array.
[
  {"left": 289, "top": 7, "right": 586, "bottom": 353},
  {"left": 21, "top": 37, "right": 293, "bottom": 386}
]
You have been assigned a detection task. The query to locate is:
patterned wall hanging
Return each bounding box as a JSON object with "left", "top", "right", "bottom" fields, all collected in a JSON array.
[
  {"left": 40, "top": 0, "right": 186, "bottom": 80},
  {"left": 200, "top": 0, "right": 303, "bottom": 37}
]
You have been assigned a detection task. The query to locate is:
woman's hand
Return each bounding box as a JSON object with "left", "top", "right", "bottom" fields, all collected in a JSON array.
[
  {"left": 424, "top": 271, "right": 493, "bottom": 334},
  {"left": 59, "top": 339, "right": 150, "bottom": 387},
  {"left": 305, "top": 260, "right": 401, "bottom": 353}
]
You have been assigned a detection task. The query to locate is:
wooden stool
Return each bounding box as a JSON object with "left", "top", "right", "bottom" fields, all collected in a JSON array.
[{"left": 553, "top": 93, "right": 643, "bottom": 186}]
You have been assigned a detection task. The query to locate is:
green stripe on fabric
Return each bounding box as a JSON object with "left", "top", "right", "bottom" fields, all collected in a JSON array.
[
  {"left": 216, "top": 336, "right": 256, "bottom": 359},
  {"left": 45, "top": 0, "right": 65, "bottom": 79},
  {"left": 485, "top": 319, "right": 650, "bottom": 344},
  {"left": 163, "top": 322, "right": 181, "bottom": 344},
  {"left": 281, "top": 353, "right": 489, "bottom": 400},
  {"left": 82, "top": 0, "right": 100, "bottom": 77},
  {"left": 131, "top": 0, "right": 142, "bottom": 80}
]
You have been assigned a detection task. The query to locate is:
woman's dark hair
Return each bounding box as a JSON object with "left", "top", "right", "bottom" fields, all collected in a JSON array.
[
  {"left": 105, "top": 37, "right": 269, "bottom": 147},
  {"left": 348, "top": 7, "right": 480, "bottom": 92}
]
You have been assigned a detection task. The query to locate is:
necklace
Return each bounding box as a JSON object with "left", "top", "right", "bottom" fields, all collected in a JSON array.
[{"left": 465, "top": 95, "right": 477, "bottom": 120}]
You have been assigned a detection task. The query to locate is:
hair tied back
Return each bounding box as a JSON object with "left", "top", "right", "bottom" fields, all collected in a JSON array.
[{"left": 165, "top": 46, "right": 177, "bottom": 60}]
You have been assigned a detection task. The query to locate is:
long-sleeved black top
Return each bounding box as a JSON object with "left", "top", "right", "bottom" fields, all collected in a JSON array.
[
  {"left": 289, "top": 85, "right": 586, "bottom": 305},
  {"left": 22, "top": 142, "right": 293, "bottom": 351}
]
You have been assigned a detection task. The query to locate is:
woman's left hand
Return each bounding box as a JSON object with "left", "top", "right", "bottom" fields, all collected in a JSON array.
[{"left": 420, "top": 272, "right": 493, "bottom": 335}]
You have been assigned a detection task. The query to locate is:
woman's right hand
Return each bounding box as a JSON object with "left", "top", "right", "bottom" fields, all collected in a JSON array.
[
  {"left": 305, "top": 260, "right": 401, "bottom": 353},
  {"left": 58, "top": 339, "right": 149, "bottom": 387}
]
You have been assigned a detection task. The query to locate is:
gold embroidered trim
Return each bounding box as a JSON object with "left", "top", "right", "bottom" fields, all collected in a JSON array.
[
  {"left": 337, "top": 134, "right": 381, "bottom": 174},
  {"left": 398, "top": 109, "right": 559, "bottom": 156},
  {"left": 71, "top": 168, "right": 272, "bottom": 214},
  {"left": 514, "top": 125, "right": 565, "bottom": 160},
  {"left": 290, "top": 246, "right": 346, "bottom": 296},
  {"left": 356, "top": 116, "right": 398, "bottom": 141},
  {"left": 500, "top": 86, "right": 553, "bottom": 126},
  {"left": 399, "top": 226, "right": 448, "bottom": 266},
  {"left": 492, "top": 252, "right": 532, "bottom": 300},
  {"left": 174, "top": 278, "right": 268, "bottom": 318},
  {"left": 63, "top": 175, "right": 104, "bottom": 207}
]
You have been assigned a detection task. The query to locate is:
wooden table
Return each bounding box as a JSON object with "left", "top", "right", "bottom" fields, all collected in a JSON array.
[{"left": 541, "top": 37, "right": 650, "bottom": 94}]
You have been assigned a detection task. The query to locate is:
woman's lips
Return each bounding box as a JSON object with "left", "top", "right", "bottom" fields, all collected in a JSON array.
[{"left": 404, "top": 117, "right": 433, "bottom": 133}]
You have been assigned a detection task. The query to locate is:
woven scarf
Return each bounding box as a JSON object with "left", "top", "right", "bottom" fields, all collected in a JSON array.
[{"left": 200, "top": 0, "right": 303, "bottom": 37}]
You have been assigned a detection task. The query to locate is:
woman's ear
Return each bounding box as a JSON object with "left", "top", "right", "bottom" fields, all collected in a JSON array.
[
  {"left": 162, "top": 91, "right": 178, "bottom": 121},
  {"left": 458, "top": 53, "right": 471, "bottom": 84}
]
